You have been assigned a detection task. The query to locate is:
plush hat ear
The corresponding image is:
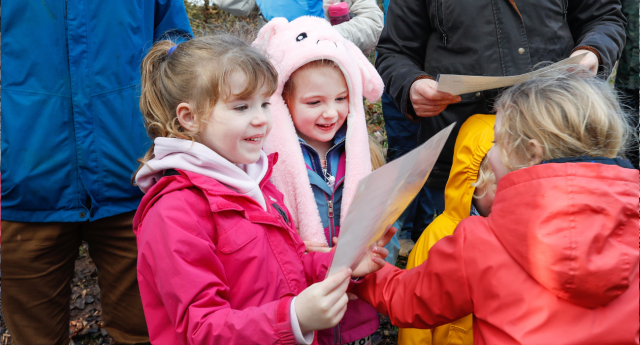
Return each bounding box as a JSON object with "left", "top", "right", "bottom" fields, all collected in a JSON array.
[
  {"left": 344, "top": 41, "right": 384, "bottom": 102},
  {"left": 253, "top": 17, "right": 289, "bottom": 52}
]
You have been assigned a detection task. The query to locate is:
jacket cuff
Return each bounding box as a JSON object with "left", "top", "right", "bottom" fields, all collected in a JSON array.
[
  {"left": 290, "top": 297, "right": 315, "bottom": 344},
  {"left": 404, "top": 75, "right": 435, "bottom": 123},
  {"left": 572, "top": 46, "right": 602, "bottom": 65},
  {"left": 274, "top": 296, "right": 299, "bottom": 344}
]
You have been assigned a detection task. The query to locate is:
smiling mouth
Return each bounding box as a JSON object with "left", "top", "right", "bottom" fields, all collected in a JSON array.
[
  {"left": 244, "top": 134, "right": 264, "bottom": 143},
  {"left": 316, "top": 123, "right": 336, "bottom": 131}
]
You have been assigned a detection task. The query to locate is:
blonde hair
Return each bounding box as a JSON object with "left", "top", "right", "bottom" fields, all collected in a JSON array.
[
  {"left": 471, "top": 155, "right": 495, "bottom": 198},
  {"left": 282, "top": 59, "right": 343, "bottom": 107},
  {"left": 369, "top": 137, "right": 386, "bottom": 170},
  {"left": 134, "top": 35, "right": 278, "bottom": 180},
  {"left": 494, "top": 66, "right": 631, "bottom": 171}
]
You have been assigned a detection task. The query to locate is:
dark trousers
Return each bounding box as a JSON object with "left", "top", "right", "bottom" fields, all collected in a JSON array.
[
  {"left": 382, "top": 93, "right": 446, "bottom": 241},
  {"left": 618, "top": 87, "right": 639, "bottom": 170},
  {"left": 1, "top": 211, "right": 149, "bottom": 345}
]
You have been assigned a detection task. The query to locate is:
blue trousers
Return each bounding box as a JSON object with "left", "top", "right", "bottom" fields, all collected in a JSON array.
[{"left": 382, "top": 93, "right": 446, "bottom": 243}]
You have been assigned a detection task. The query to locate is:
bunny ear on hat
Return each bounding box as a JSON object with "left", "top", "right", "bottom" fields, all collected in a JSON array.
[
  {"left": 344, "top": 41, "right": 384, "bottom": 102},
  {"left": 253, "top": 17, "right": 289, "bottom": 52}
]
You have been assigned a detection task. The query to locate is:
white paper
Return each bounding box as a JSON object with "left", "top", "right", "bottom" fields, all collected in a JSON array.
[
  {"left": 326, "top": 124, "right": 454, "bottom": 278},
  {"left": 436, "top": 54, "right": 586, "bottom": 96}
]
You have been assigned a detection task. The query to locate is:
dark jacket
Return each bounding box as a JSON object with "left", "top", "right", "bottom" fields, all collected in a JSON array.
[
  {"left": 1, "top": 1, "right": 193, "bottom": 222},
  {"left": 376, "top": 0, "right": 626, "bottom": 187}
]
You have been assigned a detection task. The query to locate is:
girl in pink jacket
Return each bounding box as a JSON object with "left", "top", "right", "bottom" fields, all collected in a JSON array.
[
  {"left": 132, "top": 35, "right": 393, "bottom": 344},
  {"left": 353, "top": 67, "right": 640, "bottom": 344}
]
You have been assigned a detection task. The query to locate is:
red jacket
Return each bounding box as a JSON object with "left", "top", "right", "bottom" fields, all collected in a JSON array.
[
  {"left": 133, "top": 153, "right": 332, "bottom": 344},
  {"left": 355, "top": 163, "right": 639, "bottom": 344}
]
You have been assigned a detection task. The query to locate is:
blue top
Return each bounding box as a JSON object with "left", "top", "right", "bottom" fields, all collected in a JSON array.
[
  {"left": 299, "top": 125, "right": 347, "bottom": 229},
  {"left": 256, "top": 0, "right": 325, "bottom": 21},
  {"left": 1, "top": 0, "right": 193, "bottom": 222}
]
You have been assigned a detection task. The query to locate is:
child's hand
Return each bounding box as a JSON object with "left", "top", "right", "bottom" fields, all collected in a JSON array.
[
  {"left": 295, "top": 268, "right": 352, "bottom": 333},
  {"left": 303, "top": 240, "right": 332, "bottom": 253},
  {"left": 351, "top": 226, "right": 398, "bottom": 278}
]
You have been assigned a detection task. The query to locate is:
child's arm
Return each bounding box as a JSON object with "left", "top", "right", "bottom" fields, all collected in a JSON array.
[
  {"left": 137, "top": 194, "right": 305, "bottom": 344},
  {"left": 351, "top": 225, "right": 474, "bottom": 329}
]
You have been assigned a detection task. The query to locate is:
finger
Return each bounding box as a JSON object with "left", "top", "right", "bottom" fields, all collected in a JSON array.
[
  {"left": 304, "top": 241, "right": 327, "bottom": 248},
  {"left": 377, "top": 226, "right": 398, "bottom": 247},
  {"left": 411, "top": 98, "right": 460, "bottom": 107},
  {"left": 373, "top": 246, "right": 389, "bottom": 260},
  {"left": 347, "top": 292, "right": 359, "bottom": 301},
  {"left": 415, "top": 108, "right": 447, "bottom": 118},
  {"left": 371, "top": 254, "right": 388, "bottom": 268},
  {"left": 320, "top": 268, "right": 352, "bottom": 294},
  {"left": 332, "top": 237, "right": 338, "bottom": 246},
  {"left": 333, "top": 299, "right": 349, "bottom": 324},
  {"left": 307, "top": 247, "right": 332, "bottom": 253},
  {"left": 413, "top": 104, "right": 450, "bottom": 113},
  {"left": 324, "top": 275, "right": 351, "bottom": 306},
  {"left": 329, "top": 293, "right": 350, "bottom": 320},
  {"left": 417, "top": 85, "right": 455, "bottom": 101}
]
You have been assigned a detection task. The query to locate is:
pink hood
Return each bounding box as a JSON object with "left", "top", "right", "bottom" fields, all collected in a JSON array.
[
  {"left": 135, "top": 137, "right": 269, "bottom": 210},
  {"left": 254, "top": 16, "right": 384, "bottom": 244}
]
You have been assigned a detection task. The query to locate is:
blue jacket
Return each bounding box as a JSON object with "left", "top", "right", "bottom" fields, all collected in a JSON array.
[
  {"left": 1, "top": 0, "right": 193, "bottom": 222},
  {"left": 300, "top": 126, "right": 400, "bottom": 266}
]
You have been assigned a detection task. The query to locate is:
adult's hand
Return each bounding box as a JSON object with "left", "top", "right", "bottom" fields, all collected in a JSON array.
[
  {"left": 295, "top": 268, "right": 351, "bottom": 333},
  {"left": 571, "top": 50, "right": 599, "bottom": 76},
  {"left": 410, "top": 79, "right": 461, "bottom": 117}
]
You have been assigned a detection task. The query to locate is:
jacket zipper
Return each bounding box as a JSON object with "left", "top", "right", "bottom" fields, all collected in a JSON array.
[
  {"left": 562, "top": 0, "right": 568, "bottom": 22},
  {"left": 434, "top": 0, "right": 447, "bottom": 46}
]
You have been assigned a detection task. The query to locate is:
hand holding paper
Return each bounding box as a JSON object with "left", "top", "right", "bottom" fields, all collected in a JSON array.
[
  {"left": 436, "top": 54, "right": 586, "bottom": 96},
  {"left": 326, "top": 124, "right": 454, "bottom": 278},
  {"left": 410, "top": 79, "right": 461, "bottom": 117},
  {"left": 351, "top": 226, "right": 398, "bottom": 277}
]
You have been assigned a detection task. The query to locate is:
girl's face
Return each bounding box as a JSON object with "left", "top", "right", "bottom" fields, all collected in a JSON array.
[
  {"left": 287, "top": 66, "right": 349, "bottom": 149},
  {"left": 199, "top": 71, "right": 273, "bottom": 164},
  {"left": 487, "top": 111, "right": 513, "bottom": 183}
]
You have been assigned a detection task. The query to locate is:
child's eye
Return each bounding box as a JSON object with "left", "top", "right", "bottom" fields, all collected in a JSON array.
[
  {"left": 336, "top": 97, "right": 347, "bottom": 102},
  {"left": 234, "top": 105, "right": 248, "bottom": 112},
  {"left": 261, "top": 102, "right": 270, "bottom": 109},
  {"left": 307, "top": 101, "right": 320, "bottom": 106}
]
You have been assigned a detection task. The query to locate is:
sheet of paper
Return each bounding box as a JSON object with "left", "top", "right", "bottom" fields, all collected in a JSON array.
[
  {"left": 326, "top": 124, "right": 454, "bottom": 278},
  {"left": 436, "top": 54, "right": 586, "bottom": 95}
]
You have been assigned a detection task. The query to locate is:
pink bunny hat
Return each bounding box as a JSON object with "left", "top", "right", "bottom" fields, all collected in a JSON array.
[{"left": 254, "top": 16, "right": 384, "bottom": 244}]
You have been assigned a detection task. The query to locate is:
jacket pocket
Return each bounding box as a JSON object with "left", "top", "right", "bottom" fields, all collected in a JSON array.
[
  {"left": 433, "top": 0, "right": 448, "bottom": 46},
  {"left": 217, "top": 219, "right": 258, "bottom": 254}
]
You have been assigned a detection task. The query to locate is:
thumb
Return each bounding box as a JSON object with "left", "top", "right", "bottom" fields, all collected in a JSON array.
[{"left": 323, "top": 268, "right": 352, "bottom": 293}]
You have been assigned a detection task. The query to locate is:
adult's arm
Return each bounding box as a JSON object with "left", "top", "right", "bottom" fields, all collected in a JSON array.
[
  {"left": 352, "top": 225, "right": 474, "bottom": 328},
  {"left": 154, "top": 0, "right": 195, "bottom": 43},
  {"left": 325, "top": 0, "right": 384, "bottom": 54},
  {"left": 568, "top": 0, "right": 626, "bottom": 74},
  {"left": 375, "top": 0, "right": 432, "bottom": 120},
  {"left": 138, "top": 194, "right": 298, "bottom": 344},
  {"left": 213, "top": 0, "right": 257, "bottom": 17}
]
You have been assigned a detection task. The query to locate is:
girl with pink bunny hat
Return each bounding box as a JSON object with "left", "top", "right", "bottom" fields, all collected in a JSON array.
[{"left": 255, "top": 16, "right": 391, "bottom": 345}]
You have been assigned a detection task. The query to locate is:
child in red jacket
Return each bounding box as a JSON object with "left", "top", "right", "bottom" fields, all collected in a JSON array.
[
  {"left": 353, "top": 67, "right": 639, "bottom": 345},
  {"left": 132, "top": 35, "right": 393, "bottom": 344}
]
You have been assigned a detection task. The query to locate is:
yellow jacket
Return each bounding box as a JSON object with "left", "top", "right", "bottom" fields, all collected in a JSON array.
[{"left": 398, "top": 114, "right": 495, "bottom": 345}]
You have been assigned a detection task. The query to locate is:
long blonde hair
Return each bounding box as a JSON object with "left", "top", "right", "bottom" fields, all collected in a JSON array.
[
  {"left": 494, "top": 66, "right": 631, "bottom": 170},
  {"left": 134, "top": 35, "right": 278, "bottom": 181}
]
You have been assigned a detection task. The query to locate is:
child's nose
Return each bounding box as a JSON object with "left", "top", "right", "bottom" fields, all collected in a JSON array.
[
  {"left": 251, "top": 108, "right": 269, "bottom": 126},
  {"left": 322, "top": 107, "right": 338, "bottom": 119}
]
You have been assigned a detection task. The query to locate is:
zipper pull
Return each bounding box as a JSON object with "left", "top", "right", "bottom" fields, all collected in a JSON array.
[
  {"left": 328, "top": 200, "right": 334, "bottom": 218},
  {"left": 443, "top": 33, "right": 447, "bottom": 47}
]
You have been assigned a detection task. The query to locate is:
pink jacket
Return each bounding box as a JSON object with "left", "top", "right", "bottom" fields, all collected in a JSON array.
[
  {"left": 355, "top": 162, "right": 639, "bottom": 344},
  {"left": 133, "top": 151, "right": 332, "bottom": 344}
]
